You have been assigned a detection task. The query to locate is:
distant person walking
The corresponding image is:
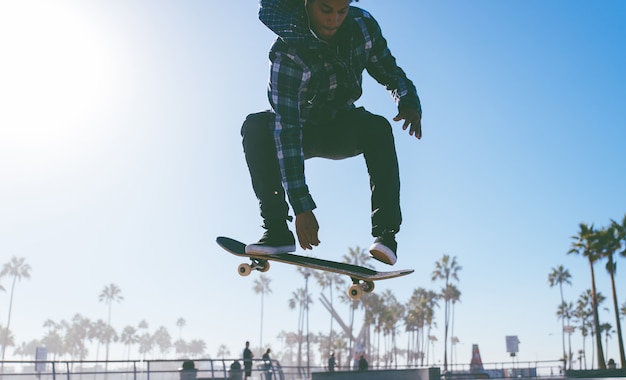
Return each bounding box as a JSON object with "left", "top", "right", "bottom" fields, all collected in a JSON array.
[
  {"left": 243, "top": 341, "right": 254, "bottom": 379},
  {"left": 262, "top": 348, "right": 273, "bottom": 380},
  {"left": 328, "top": 352, "right": 336, "bottom": 372},
  {"left": 358, "top": 354, "right": 368, "bottom": 371}
]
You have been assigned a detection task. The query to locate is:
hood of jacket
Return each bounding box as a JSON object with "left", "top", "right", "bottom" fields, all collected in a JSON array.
[{"left": 259, "top": 0, "right": 333, "bottom": 50}]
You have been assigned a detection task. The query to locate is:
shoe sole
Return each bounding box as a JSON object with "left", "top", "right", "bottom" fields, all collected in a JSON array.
[
  {"left": 245, "top": 244, "right": 296, "bottom": 255},
  {"left": 369, "top": 243, "right": 397, "bottom": 265}
]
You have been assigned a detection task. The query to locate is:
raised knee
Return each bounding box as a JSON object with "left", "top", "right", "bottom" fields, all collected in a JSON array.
[
  {"left": 241, "top": 111, "right": 271, "bottom": 138},
  {"left": 368, "top": 115, "right": 393, "bottom": 138}
]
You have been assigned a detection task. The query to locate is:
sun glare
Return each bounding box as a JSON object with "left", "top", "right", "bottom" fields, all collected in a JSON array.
[{"left": 0, "top": 1, "right": 115, "bottom": 155}]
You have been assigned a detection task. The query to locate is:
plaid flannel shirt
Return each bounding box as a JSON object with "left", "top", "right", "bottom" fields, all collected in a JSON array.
[{"left": 259, "top": 0, "right": 421, "bottom": 215}]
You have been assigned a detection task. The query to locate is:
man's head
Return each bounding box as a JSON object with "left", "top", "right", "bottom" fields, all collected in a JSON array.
[{"left": 305, "top": 0, "right": 354, "bottom": 42}]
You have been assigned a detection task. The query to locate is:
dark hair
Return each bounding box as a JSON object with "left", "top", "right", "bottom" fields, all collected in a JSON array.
[{"left": 182, "top": 361, "right": 195, "bottom": 370}]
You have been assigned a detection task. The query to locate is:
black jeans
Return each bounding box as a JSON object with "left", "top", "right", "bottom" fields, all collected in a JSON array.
[{"left": 241, "top": 107, "right": 401, "bottom": 237}]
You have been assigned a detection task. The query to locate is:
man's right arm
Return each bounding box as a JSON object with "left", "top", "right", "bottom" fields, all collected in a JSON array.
[
  {"left": 268, "top": 49, "right": 317, "bottom": 216},
  {"left": 269, "top": 50, "right": 321, "bottom": 249}
]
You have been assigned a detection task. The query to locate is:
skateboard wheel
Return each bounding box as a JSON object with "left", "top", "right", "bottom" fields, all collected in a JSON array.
[
  {"left": 361, "top": 281, "right": 375, "bottom": 293},
  {"left": 259, "top": 261, "right": 270, "bottom": 272},
  {"left": 238, "top": 263, "right": 252, "bottom": 276},
  {"left": 348, "top": 284, "right": 362, "bottom": 300}
]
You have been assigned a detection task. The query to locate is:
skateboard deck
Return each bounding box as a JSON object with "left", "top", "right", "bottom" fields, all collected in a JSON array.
[{"left": 216, "top": 236, "right": 414, "bottom": 300}]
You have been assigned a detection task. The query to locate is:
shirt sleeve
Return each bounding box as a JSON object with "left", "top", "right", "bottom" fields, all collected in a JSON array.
[
  {"left": 364, "top": 15, "right": 421, "bottom": 114},
  {"left": 268, "top": 50, "right": 317, "bottom": 215}
]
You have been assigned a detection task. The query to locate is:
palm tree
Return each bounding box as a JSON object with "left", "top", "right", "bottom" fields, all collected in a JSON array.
[
  {"left": 574, "top": 289, "right": 606, "bottom": 369},
  {"left": 172, "top": 321, "right": 186, "bottom": 359},
  {"left": 568, "top": 223, "right": 606, "bottom": 369},
  {"left": 187, "top": 339, "right": 206, "bottom": 359},
  {"left": 174, "top": 339, "right": 188, "bottom": 358},
  {"left": 431, "top": 254, "right": 461, "bottom": 371},
  {"left": 314, "top": 271, "right": 345, "bottom": 352},
  {"left": 443, "top": 284, "right": 461, "bottom": 368},
  {"left": 217, "top": 344, "right": 230, "bottom": 359},
  {"left": 424, "top": 290, "right": 438, "bottom": 366},
  {"left": 404, "top": 299, "right": 419, "bottom": 367},
  {"left": 0, "top": 326, "right": 15, "bottom": 362},
  {"left": 15, "top": 340, "right": 41, "bottom": 361},
  {"left": 138, "top": 320, "right": 149, "bottom": 331},
  {"left": 364, "top": 293, "right": 384, "bottom": 368},
  {"left": 277, "top": 330, "right": 299, "bottom": 365},
  {"left": 136, "top": 320, "right": 150, "bottom": 359},
  {"left": 1, "top": 256, "right": 31, "bottom": 370},
  {"left": 588, "top": 292, "right": 607, "bottom": 368},
  {"left": 341, "top": 246, "right": 373, "bottom": 364},
  {"left": 153, "top": 326, "right": 172, "bottom": 357},
  {"left": 92, "top": 321, "right": 118, "bottom": 363},
  {"left": 428, "top": 335, "right": 438, "bottom": 365},
  {"left": 66, "top": 314, "right": 92, "bottom": 360},
  {"left": 380, "top": 289, "right": 404, "bottom": 368},
  {"left": 120, "top": 326, "right": 139, "bottom": 360},
  {"left": 253, "top": 274, "right": 272, "bottom": 353},
  {"left": 548, "top": 265, "right": 572, "bottom": 368},
  {"left": 99, "top": 284, "right": 123, "bottom": 365},
  {"left": 577, "top": 350, "right": 585, "bottom": 370},
  {"left": 343, "top": 246, "right": 372, "bottom": 268},
  {"left": 406, "top": 288, "right": 435, "bottom": 367},
  {"left": 296, "top": 267, "right": 313, "bottom": 375},
  {"left": 288, "top": 287, "right": 312, "bottom": 369},
  {"left": 41, "top": 322, "right": 63, "bottom": 361},
  {"left": 138, "top": 331, "right": 154, "bottom": 360},
  {"left": 556, "top": 301, "right": 574, "bottom": 369},
  {"left": 405, "top": 288, "right": 438, "bottom": 366},
  {"left": 176, "top": 318, "right": 187, "bottom": 342},
  {"left": 599, "top": 323, "right": 614, "bottom": 360},
  {"left": 605, "top": 215, "right": 626, "bottom": 368}
]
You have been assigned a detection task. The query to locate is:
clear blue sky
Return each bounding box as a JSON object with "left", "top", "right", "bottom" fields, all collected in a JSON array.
[{"left": 1, "top": 0, "right": 625, "bottom": 368}]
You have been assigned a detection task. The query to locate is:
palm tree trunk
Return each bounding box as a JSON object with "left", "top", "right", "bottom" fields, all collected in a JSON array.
[
  {"left": 297, "top": 303, "right": 303, "bottom": 368},
  {"left": 581, "top": 333, "right": 587, "bottom": 370},
  {"left": 443, "top": 298, "right": 449, "bottom": 371},
  {"left": 328, "top": 284, "right": 334, "bottom": 352},
  {"left": 608, "top": 262, "right": 626, "bottom": 368},
  {"left": 567, "top": 328, "right": 573, "bottom": 371},
  {"left": 589, "top": 261, "right": 606, "bottom": 369},
  {"left": 451, "top": 302, "right": 456, "bottom": 369},
  {"left": 349, "top": 305, "right": 355, "bottom": 368},
  {"left": 0, "top": 276, "right": 18, "bottom": 372},
  {"left": 260, "top": 293, "right": 264, "bottom": 352},
  {"left": 559, "top": 284, "right": 567, "bottom": 366},
  {"left": 426, "top": 325, "right": 432, "bottom": 366}
]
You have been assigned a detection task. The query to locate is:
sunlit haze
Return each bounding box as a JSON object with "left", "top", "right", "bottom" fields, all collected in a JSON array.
[{"left": 1, "top": 0, "right": 625, "bottom": 369}]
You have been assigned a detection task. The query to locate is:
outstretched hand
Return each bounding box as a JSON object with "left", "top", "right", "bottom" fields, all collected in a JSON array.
[
  {"left": 295, "top": 210, "right": 320, "bottom": 250},
  {"left": 393, "top": 108, "right": 422, "bottom": 139}
]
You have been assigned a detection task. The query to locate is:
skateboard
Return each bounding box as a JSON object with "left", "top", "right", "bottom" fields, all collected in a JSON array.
[{"left": 216, "top": 236, "right": 414, "bottom": 300}]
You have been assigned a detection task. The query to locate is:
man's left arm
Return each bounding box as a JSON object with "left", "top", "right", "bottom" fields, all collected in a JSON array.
[{"left": 364, "top": 14, "right": 423, "bottom": 139}]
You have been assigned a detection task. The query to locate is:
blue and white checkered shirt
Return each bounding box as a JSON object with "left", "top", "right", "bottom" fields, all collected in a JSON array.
[{"left": 259, "top": 0, "right": 421, "bottom": 215}]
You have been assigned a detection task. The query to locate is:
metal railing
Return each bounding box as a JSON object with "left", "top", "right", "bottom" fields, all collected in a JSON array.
[
  {"left": 0, "top": 358, "right": 287, "bottom": 380},
  {"left": 443, "top": 359, "right": 565, "bottom": 378},
  {"left": 0, "top": 358, "right": 569, "bottom": 380}
]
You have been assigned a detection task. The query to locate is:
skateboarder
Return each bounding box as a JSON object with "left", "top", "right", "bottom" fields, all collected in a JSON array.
[{"left": 242, "top": 0, "right": 423, "bottom": 265}]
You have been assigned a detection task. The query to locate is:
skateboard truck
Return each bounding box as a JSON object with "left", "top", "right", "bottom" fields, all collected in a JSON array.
[
  {"left": 348, "top": 278, "right": 375, "bottom": 300},
  {"left": 238, "top": 258, "right": 270, "bottom": 276}
]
